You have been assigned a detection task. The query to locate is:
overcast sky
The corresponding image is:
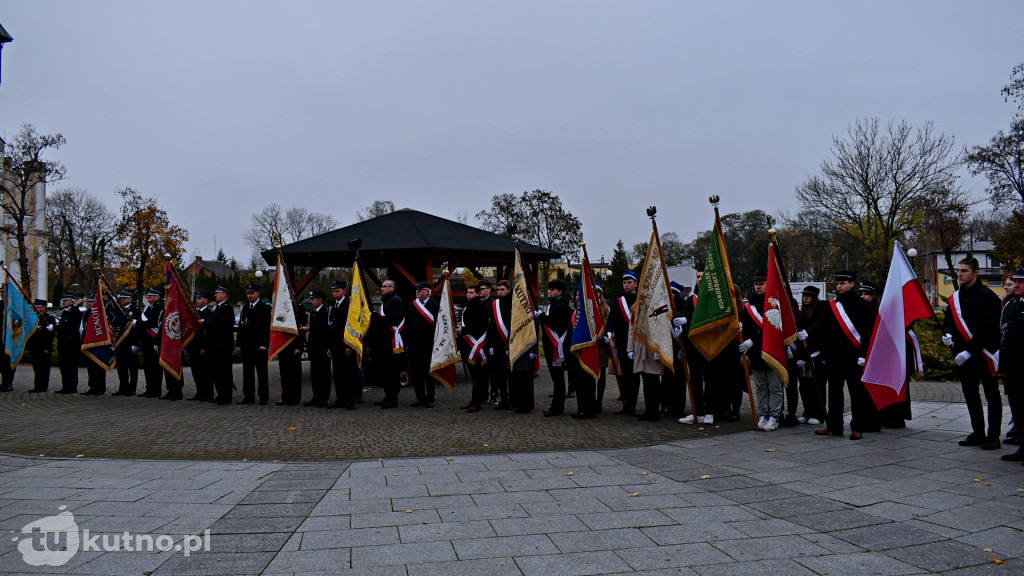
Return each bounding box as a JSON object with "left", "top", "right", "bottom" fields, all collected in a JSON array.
[{"left": 1, "top": 1, "right": 1021, "bottom": 267}]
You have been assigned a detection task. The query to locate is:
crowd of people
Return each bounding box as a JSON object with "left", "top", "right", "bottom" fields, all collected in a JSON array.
[{"left": 2, "top": 257, "right": 1021, "bottom": 465}]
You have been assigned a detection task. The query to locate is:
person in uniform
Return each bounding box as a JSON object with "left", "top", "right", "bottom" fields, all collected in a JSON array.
[
  {"left": 372, "top": 279, "right": 406, "bottom": 409},
  {"left": 236, "top": 283, "right": 271, "bottom": 405},
  {"left": 328, "top": 280, "right": 359, "bottom": 410},
  {"left": 81, "top": 296, "right": 108, "bottom": 396},
  {"left": 302, "top": 290, "right": 331, "bottom": 408},
  {"left": 277, "top": 300, "right": 306, "bottom": 406},
  {"left": 594, "top": 284, "right": 612, "bottom": 414},
  {"left": 540, "top": 279, "right": 572, "bottom": 417},
  {"left": 27, "top": 299, "right": 56, "bottom": 393},
  {"left": 740, "top": 272, "right": 783, "bottom": 431},
  {"left": 800, "top": 270, "right": 876, "bottom": 439},
  {"left": 487, "top": 280, "right": 513, "bottom": 410},
  {"left": 204, "top": 286, "right": 236, "bottom": 405},
  {"left": 999, "top": 267, "right": 1024, "bottom": 463},
  {"left": 678, "top": 271, "right": 713, "bottom": 425},
  {"left": 55, "top": 295, "right": 83, "bottom": 394},
  {"left": 796, "top": 286, "right": 827, "bottom": 426},
  {"left": 138, "top": 288, "right": 164, "bottom": 398},
  {"left": 113, "top": 290, "right": 140, "bottom": 396},
  {"left": 459, "top": 284, "right": 490, "bottom": 412},
  {"left": 187, "top": 290, "right": 215, "bottom": 402},
  {"left": 942, "top": 257, "right": 1004, "bottom": 450},
  {"left": 606, "top": 271, "right": 640, "bottom": 416},
  {"left": 405, "top": 281, "right": 439, "bottom": 408}
]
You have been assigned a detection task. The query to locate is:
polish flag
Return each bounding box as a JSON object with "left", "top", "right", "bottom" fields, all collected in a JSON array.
[{"left": 862, "top": 240, "right": 935, "bottom": 409}]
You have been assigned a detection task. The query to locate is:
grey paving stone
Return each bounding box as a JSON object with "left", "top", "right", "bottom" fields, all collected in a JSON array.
[
  {"left": 221, "top": 502, "right": 317, "bottom": 519},
  {"left": 914, "top": 505, "right": 1019, "bottom": 533},
  {"left": 724, "top": 518, "right": 815, "bottom": 538},
  {"left": 490, "top": 514, "right": 589, "bottom": 536},
  {"left": 66, "top": 550, "right": 172, "bottom": 575},
  {"left": 398, "top": 520, "right": 494, "bottom": 543},
  {"left": 308, "top": 496, "right": 392, "bottom": 516},
  {"left": 392, "top": 494, "right": 474, "bottom": 510},
  {"left": 616, "top": 543, "right": 733, "bottom": 570},
  {"left": 208, "top": 516, "right": 304, "bottom": 534},
  {"left": 453, "top": 535, "right": 558, "bottom": 559},
  {"left": 299, "top": 526, "right": 400, "bottom": 549},
  {"left": 831, "top": 523, "right": 943, "bottom": 551},
  {"left": 824, "top": 484, "right": 908, "bottom": 507},
  {"left": 576, "top": 509, "right": 676, "bottom": 530},
  {"left": 406, "top": 556, "right": 524, "bottom": 576},
  {"left": 262, "top": 547, "right": 352, "bottom": 573},
  {"left": 598, "top": 494, "right": 691, "bottom": 512},
  {"left": 294, "top": 515, "right": 352, "bottom": 531},
  {"left": 205, "top": 532, "right": 291, "bottom": 553},
  {"left": 351, "top": 509, "right": 441, "bottom": 529},
  {"left": 471, "top": 490, "right": 554, "bottom": 507},
  {"left": 660, "top": 505, "right": 762, "bottom": 524},
  {"left": 743, "top": 495, "right": 851, "bottom": 519},
  {"left": 351, "top": 539, "right": 457, "bottom": 566},
  {"left": 520, "top": 498, "right": 611, "bottom": 515},
  {"left": 547, "top": 527, "right": 655, "bottom": 553},
  {"left": 689, "top": 557, "right": 820, "bottom": 576},
  {"left": 787, "top": 509, "right": 889, "bottom": 531},
  {"left": 711, "top": 534, "right": 831, "bottom": 561},
  {"left": 852, "top": 501, "right": 935, "bottom": 522},
  {"left": 956, "top": 526, "right": 1024, "bottom": 558},
  {"left": 153, "top": 551, "right": 276, "bottom": 575},
  {"left": 884, "top": 540, "right": 999, "bottom": 573},
  {"left": 427, "top": 482, "right": 506, "bottom": 498},
  {"left": 797, "top": 533, "right": 867, "bottom": 554},
  {"left": 237, "top": 489, "right": 327, "bottom": 505},
  {"left": 641, "top": 522, "right": 749, "bottom": 546},
  {"left": 795, "top": 551, "right": 924, "bottom": 576},
  {"left": 515, "top": 550, "right": 633, "bottom": 575},
  {"left": 713, "top": 484, "right": 805, "bottom": 505}
]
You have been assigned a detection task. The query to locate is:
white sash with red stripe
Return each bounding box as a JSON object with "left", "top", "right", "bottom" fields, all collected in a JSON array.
[
  {"left": 414, "top": 299, "right": 435, "bottom": 325},
  {"left": 949, "top": 290, "right": 1000, "bottom": 374},
  {"left": 379, "top": 307, "right": 405, "bottom": 353},
  {"left": 544, "top": 325, "right": 566, "bottom": 364},
  {"left": 492, "top": 300, "right": 509, "bottom": 343},
  {"left": 907, "top": 330, "right": 923, "bottom": 374},
  {"left": 617, "top": 296, "right": 632, "bottom": 323},
  {"left": 830, "top": 299, "right": 861, "bottom": 349},
  {"left": 463, "top": 333, "right": 488, "bottom": 364},
  {"left": 744, "top": 302, "right": 763, "bottom": 328}
]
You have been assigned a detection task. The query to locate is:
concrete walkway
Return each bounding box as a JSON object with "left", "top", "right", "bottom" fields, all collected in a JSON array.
[{"left": 0, "top": 393, "right": 1020, "bottom": 574}]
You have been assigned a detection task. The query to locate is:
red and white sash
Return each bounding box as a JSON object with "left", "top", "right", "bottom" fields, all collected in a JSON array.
[
  {"left": 413, "top": 299, "right": 435, "bottom": 325},
  {"left": 949, "top": 290, "right": 999, "bottom": 374},
  {"left": 463, "top": 333, "right": 487, "bottom": 364},
  {"left": 618, "top": 296, "right": 632, "bottom": 323},
  {"left": 492, "top": 300, "right": 509, "bottom": 343},
  {"left": 744, "top": 302, "right": 763, "bottom": 328},
  {"left": 379, "top": 307, "right": 405, "bottom": 353},
  {"left": 830, "top": 299, "right": 861, "bottom": 349},
  {"left": 907, "top": 330, "right": 923, "bottom": 374},
  {"left": 544, "top": 325, "right": 566, "bottom": 364}
]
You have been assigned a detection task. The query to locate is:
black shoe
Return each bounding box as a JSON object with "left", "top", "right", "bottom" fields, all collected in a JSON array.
[
  {"left": 304, "top": 400, "right": 319, "bottom": 407},
  {"left": 81, "top": 390, "right": 105, "bottom": 396},
  {"left": 1001, "top": 449, "right": 1024, "bottom": 462},
  {"left": 725, "top": 411, "right": 741, "bottom": 422},
  {"left": 57, "top": 389, "right": 78, "bottom": 394},
  {"left": 959, "top": 433, "right": 986, "bottom": 447},
  {"left": 346, "top": 402, "right": 356, "bottom": 410},
  {"left": 379, "top": 400, "right": 398, "bottom": 409},
  {"left": 780, "top": 415, "right": 800, "bottom": 427},
  {"left": 160, "top": 393, "right": 183, "bottom": 400},
  {"left": 1005, "top": 436, "right": 1021, "bottom": 446},
  {"left": 0, "top": 386, "right": 14, "bottom": 392},
  {"left": 275, "top": 400, "right": 287, "bottom": 406},
  {"left": 637, "top": 412, "right": 661, "bottom": 422},
  {"left": 565, "top": 391, "right": 576, "bottom": 398},
  {"left": 216, "top": 398, "right": 231, "bottom": 405},
  {"left": 980, "top": 438, "right": 1001, "bottom": 451},
  {"left": 28, "top": 388, "right": 45, "bottom": 393},
  {"left": 495, "top": 402, "right": 509, "bottom": 410},
  {"left": 570, "top": 412, "right": 595, "bottom": 420},
  {"left": 236, "top": 398, "right": 255, "bottom": 405},
  {"left": 543, "top": 409, "right": 563, "bottom": 417},
  {"left": 614, "top": 409, "right": 635, "bottom": 416},
  {"left": 373, "top": 400, "right": 387, "bottom": 406},
  {"left": 142, "top": 391, "right": 161, "bottom": 398},
  {"left": 259, "top": 399, "right": 268, "bottom": 406},
  {"left": 409, "top": 400, "right": 428, "bottom": 408},
  {"left": 186, "top": 395, "right": 204, "bottom": 401}
]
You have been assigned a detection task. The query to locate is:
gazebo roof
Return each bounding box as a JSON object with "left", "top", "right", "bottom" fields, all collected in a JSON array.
[{"left": 262, "top": 208, "right": 560, "bottom": 267}]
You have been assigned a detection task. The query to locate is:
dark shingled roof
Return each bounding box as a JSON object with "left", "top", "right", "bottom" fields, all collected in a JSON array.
[{"left": 262, "top": 208, "right": 560, "bottom": 267}]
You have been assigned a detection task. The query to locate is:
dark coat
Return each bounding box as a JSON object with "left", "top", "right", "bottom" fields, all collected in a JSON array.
[
  {"left": 806, "top": 290, "right": 873, "bottom": 364},
  {"left": 236, "top": 299, "right": 271, "bottom": 351},
  {"left": 540, "top": 292, "right": 572, "bottom": 361},
  {"left": 943, "top": 280, "right": 1002, "bottom": 356},
  {"left": 405, "top": 297, "right": 439, "bottom": 357},
  {"left": 205, "top": 302, "right": 236, "bottom": 353},
  {"left": 1000, "top": 295, "right": 1024, "bottom": 374},
  {"left": 306, "top": 305, "right": 331, "bottom": 357},
  {"left": 56, "top": 305, "right": 83, "bottom": 350},
  {"left": 28, "top": 312, "right": 56, "bottom": 355}
]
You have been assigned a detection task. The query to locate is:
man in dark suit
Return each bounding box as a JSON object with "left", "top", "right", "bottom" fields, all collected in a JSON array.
[
  {"left": 187, "top": 290, "right": 215, "bottom": 401},
  {"left": 138, "top": 288, "right": 164, "bottom": 398},
  {"left": 113, "top": 290, "right": 140, "bottom": 396},
  {"left": 27, "top": 299, "right": 56, "bottom": 392},
  {"left": 55, "top": 295, "right": 83, "bottom": 394},
  {"left": 204, "top": 286, "right": 236, "bottom": 405},
  {"left": 236, "top": 283, "right": 271, "bottom": 405},
  {"left": 372, "top": 280, "right": 406, "bottom": 409},
  {"left": 277, "top": 302, "right": 306, "bottom": 406},
  {"left": 541, "top": 279, "right": 572, "bottom": 417},
  {"left": 406, "top": 281, "right": 439, "bottom": 408},
  {"left": 328, "top": 280, "right": 358, "bottom": 410},
  {"left": 302, "top": 290, "right": 331, "bottom": 407}
]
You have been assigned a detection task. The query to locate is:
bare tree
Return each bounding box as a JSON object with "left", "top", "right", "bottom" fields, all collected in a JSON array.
[
  {"left": 0, "top": 124, "right": 67, "bottom": 295},
  {"left": 244, "top": 203, "right": 338, "bottom": 252},
  {"left": 45, "top": 186, "right": 119, "bottom": 289},
  {"left": 908, "top": 186, "right": 973, "bottom": 290},
  {"left": 795, "top": 118, "right": 962, "bottom": 282},
  {"left": 356, "top": 200, "right": 396, "bottom": 222}
]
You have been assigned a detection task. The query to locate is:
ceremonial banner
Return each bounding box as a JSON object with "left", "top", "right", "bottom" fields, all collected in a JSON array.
[
  {"left": 267, "top": 256, "right": 298, "bottom": 361},
  {"left": 344, "top": 260, "right": 372, "bottom": 365},
  {"left": 689, "top": 212, "right": 740, "bottom": 361},
  {"left": 862, "top": 240, "right": 935, "bottom": 409},
  {"left": 570, "top": 249, "right": 605, "bottom": 378},
  {"left": 429, "top": 275, "right": 459, "bottom": 390},
  {"left": 508, "top": 244, "right": 538, "bottom": 364},
  {"left": 82, "top": 280, "right": 132, "bottom": 371},
  {"left": 159, "top": 260, "right": 200, "bottom": 380},
  {"left": 761, "top": 244, "right": 797, "bottom": 384},
  {"left": 3, "top": 276, "right": 39, "bottom": 365},
  {"left": 632, "top": 230, "right": 674, "bottom": 371}
]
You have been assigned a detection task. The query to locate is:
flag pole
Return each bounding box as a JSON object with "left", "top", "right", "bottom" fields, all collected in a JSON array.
[
  {"left": 710, "top": 196, "right": 757, "bottom": 427},
  {"left": 647, "top": 206, "right": 696, "bottom": 420},
  {"left": 765, "top": 216, "right": 828, "bottom": 423}
]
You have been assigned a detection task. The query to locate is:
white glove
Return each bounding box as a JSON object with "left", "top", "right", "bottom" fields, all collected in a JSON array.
[
  {"left": 488, "top": 348, "right": 494, "bottom": 355},
  {"left": 797, "top": 330, "right": 808, "bottom": 341},
  {"left": 738, "top": 339, "right": 753, "bottom": 353},
  {"left": 672, "top": 317, "right": 687, "bottom": 327},
  {"left": 534, "top": 309, "right": 543, "bottom": 318},
  {"left": 652, "top": 352, "right": 659, "bottom": 361},
  {"left": 942, "top": 333, "right": 954, "bottom": 347},
  {"left": 955, "top": 350, "right": 972, "bottom": 366},
  {"left": 797, "top": 360, "right": 806, "bottom": 369},
  {"left": 131, "top": 319, "right": 137, "bottom": 326},
  {"left": 786, "top": 346, "right": 793, "bottom": 359},
  {"left": 153, "top": 345, "right": 160, "bottom": 352},
  {"left": 46, "top": 324, "right": 54, "bottom": 332},
  {"left": 131, "top": 346, "right": 139, "bottom": 353},
  {"left": 671, "top": 326, "right": 683, "bottom": 339},
  {"left": 857, "top": 357, "right": 866, "bottom": 367},
  {"left": 601, "top": 333, "right": 610, "bottom": 343},
  {"left": 738, "top": 321, "right": 743, "bottom": 332},
  {"left": 627, "top": 351, "right": 634, "bottom": 360},
  {"left": 529, "top": 353, "right": 537, "bottom": 361}
]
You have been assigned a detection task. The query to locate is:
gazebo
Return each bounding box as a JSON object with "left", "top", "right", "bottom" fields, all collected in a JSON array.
[{"left": 261, "top": 209, "right": 561, "bottom": 299}]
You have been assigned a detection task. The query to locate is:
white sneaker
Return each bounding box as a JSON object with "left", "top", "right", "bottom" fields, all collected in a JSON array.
[
  {"left": 807, "top": 417, "right": 821, "bottom": 426},
  {"left": 678, "top": 415, "right": 696, "bottom": 425},
  {"left": 703, "top": 414, "right": 714, "bottom": 425},
  {"left": 797, "top": 416, "right": 807, "bottom": 424},
  {"left": 763, "top": 417, "right": 779, "bottom": 431},
  {"left": 757, "top": 416, "right": 766, "bottom": 430}
]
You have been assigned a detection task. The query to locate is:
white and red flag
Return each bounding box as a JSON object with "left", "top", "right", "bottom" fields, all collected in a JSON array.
[
  {"left": 862, "top": 240, "right": 935, "bottom": 409},
  {"left": 267, "top": 255, "right": 298, "bottom": 361},
  {"left": 429, "top": 274, "right": 459, "bottom": 391},
  {"left": 761, "top": 244, "right": 797, "bottom": 385}
]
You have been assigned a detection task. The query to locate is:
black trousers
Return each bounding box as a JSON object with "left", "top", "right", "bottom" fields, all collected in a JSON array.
[
  {"left": 640, "top": 372, "right": 661, "bottom": 417},
  {"left": 547, "top": 359, "right": 566, "bottom": 413},
  {"left": 468, "top": 361, "right": 488, "bottom": 407},
  {"left": 510, "top": 368, "right": 534, "bottom": 412},
  {"left": 686, "top": 347, "right": 707, "bottom": 416},
  {"left": 241, "top": 348, "right": 269, "bottom": 401},
  {"left": 278, "top": 348, "right": 303, "bottom": 404},
  {"left": 58, "top": 345, "right": 79, "bottom": 393},
  {"left": 826, "top": 361, "right": 877, "bottom": 434},
  {"left": 86, "top": 361, "right": 106, "bottom": 394},
  {"left": 164, "top": 369, "right": 183, "bottom": 396},
  {"left": 332, "top": 348, "right": 360, "bottom": 405},
  {"left": 489, "top": 350, "right": 509, "bottom": 403},
  {"left": 617, "top": 354, "right": 640, "bottom": 414},
  {"left": 190, "top": 351, "right": 213, "bottom": 399},
  {"left": 115, "top": 345, "right": 138, "bottom": 395},
  {"left": 31, "top": 350, "right": 51, "bottom": 391},
  {"left": 309, "top": 352, "right": 331, "bottom": 403},
  {"left": 142, "top": 343, "right": 163, "bottom": 395},
  {"left": 213, "top": 350, "right": 233, "bottom": 402},
  {"left": 960, "top": 357, "right": 1002, "bottom": 439},
  {"left": 0, "top": 355, "right": 14, "bottom": 389},
  {"left": 569, "top": 361, "right": 596, "bottom": 415},
  {"left": 662, "top": 365, "right": 686, "bottom": 415},
  {"left": 798, "top": 355, "right": 827, "bottom": 421},
  {"left": 595, "top": 367, "right": 607, "bottom": 413}
]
